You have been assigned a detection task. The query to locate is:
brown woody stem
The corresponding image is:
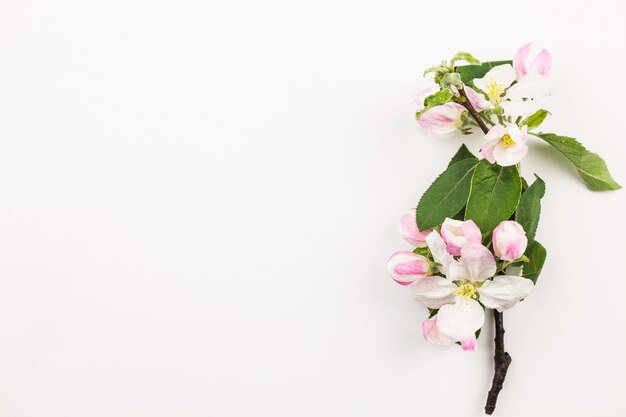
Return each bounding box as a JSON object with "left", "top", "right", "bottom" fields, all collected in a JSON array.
[
  {"left": 484, "top": 310, "right": 512, "bottom": 415},
  {"left": 457, "top": 85, "right": 490, "bottom": 134}
]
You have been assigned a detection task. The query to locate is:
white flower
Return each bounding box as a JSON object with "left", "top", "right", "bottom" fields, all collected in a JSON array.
[
  {"left": 480, "top": 123, "right": 529, "bottom": 166},
  {"left": 409, "top": 231, "right": 534, "bottom": 345},
  {"left": 472, "top": 64, "right": 517, "bottom": 104}
]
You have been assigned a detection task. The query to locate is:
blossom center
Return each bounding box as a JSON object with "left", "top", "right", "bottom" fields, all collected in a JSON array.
[
  {"left": 500, "top": 133, "right": 516, "bottom": 148},
  {"left": 455, "top": 282, "right": 478, "bottom": 300},
  {"left": 486, "top": 78, "right": 504, "bottom": 101}
]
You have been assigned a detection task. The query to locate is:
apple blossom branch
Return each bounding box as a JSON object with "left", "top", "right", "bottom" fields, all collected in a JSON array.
[{"left": 457, "top": 85, "right": 512, "bottom": 414}]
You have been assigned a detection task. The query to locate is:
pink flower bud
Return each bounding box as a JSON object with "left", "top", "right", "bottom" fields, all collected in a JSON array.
[
  {"left": 464, "top": 86, "right": 492, "bottom": 112},
  {"left": 513, "top": 43, "right": 552, "bottom": 80},
  {"left": 492, "top": 221, "right": 528, "bottom": 261},
  {"left": 387, "top": 251, "right": 430, "bottom": 286},
  {"left": 416, "top": 103, "right": 466, "bottom": 137},
  {"left": 399, "top": 208, "right": 433, "bottom": 248},
  {"left": 440, "top": 218, "right": 482, "bottom": 256}
]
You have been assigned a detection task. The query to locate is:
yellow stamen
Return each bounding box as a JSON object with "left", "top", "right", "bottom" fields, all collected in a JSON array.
[
  {"left": 486, "top": 77, "right": 504, "bottom": 101},
  {"left": 455, "top": 282, "right": 478, "bottom": 300},
  {"left": 500, "top": 133, "right": 516, "bottom": 148}
]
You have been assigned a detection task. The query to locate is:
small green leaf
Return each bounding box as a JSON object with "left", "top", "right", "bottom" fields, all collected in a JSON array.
[
  {"left": 448, "top": 144, "right": 476, "bottom": 167},
  {"left": 440, "top": 72, "right": 463, "bottom": 89},
  {"left": 415, "top": 157, "right": 480, "bottom": 230},
  {"left": 521, "top": 109, "right": 550, "bottom": 130},
  {"left": 465, "top": 161, "right": 522, "bottom": 233},
  {"left": 456, "top": 60, "right": 512, "bottom": 84},
  {"left": 450, "top": 51, "right": 481, "bottom": 66},
  {"left": 424, "top": 90, "right": 454, "bottom": 108},
  {"left": 416, "top": 90, "right": 455, "bottom": 119},
  {"left": 428, "top": 308, "right": 438, "bottom": 318},
  {"left": 537, "top": 133, "right": 621, "bottom": 191},
  {"left": 522, "top": 241, "right": 547, "bottom": 283},
  {"left": 515, "top": 175, "right": 545, "bottom": 242},
  {"left": 413, "top": 247, "right": 430, "bottom": 257}
]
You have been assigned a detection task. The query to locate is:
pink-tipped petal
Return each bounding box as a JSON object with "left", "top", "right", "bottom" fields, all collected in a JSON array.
[
  {"left": 399, "top": 208, "right": 432, "bottom": 247},
  {"left": 440, "top": 218, "right": 483, "bottom": 257},
  {"left": 464, "top": 86, "right": 493, "bottom": 112},
  {"left": 513, "top": 43, "right": 532, "bottom": 78},
  {"left": 461, "top": 336, "right": 477, "bottom": 352},
  {"left": 481, "top": 138, "right": 499, "bottom": 164},
  {"left": 530, "top": 49, "right": 552, "bottom": 76},
  {"left": 422, "top": 317, "right": 455, "bottom": 346},
  {"left": 448, "top": 244, "right": 496, "bottom": 282},
  {"left": 417, "top": 103, "right": 466, "bottom": 137}
]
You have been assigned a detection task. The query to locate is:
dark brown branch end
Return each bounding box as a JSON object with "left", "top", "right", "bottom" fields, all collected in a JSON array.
[{"left": 484, "top": 310, "right": 512, "bottom": 415}]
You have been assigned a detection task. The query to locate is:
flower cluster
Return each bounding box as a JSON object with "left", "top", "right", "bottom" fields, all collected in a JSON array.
[
  {"left": 389, "top": 213, "right": 533, "bottom": 351},
  {"left": 416, "top": 43, "right": 553, "bottom": 166}
]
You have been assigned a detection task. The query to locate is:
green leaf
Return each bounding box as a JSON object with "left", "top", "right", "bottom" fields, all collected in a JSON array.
[
  {"left": 537, "top": 133, "right": 621, "bottom": 191},
  {"left": 448, "top": 144, "right": 476, "bottom": 167},
  {"left": 465, "top": 161, "right": 522, "bottom": 233},
  {"left": 428, "top": 308, "right": 438, "bottom": 318},
  {"left": 522, "top": 240, "right": 547, "bottom": 283},
  {"left": 440, "top": 72, "right": 463, "bottom": 89},
  {"left": 521, "top": 176, "right": 529, "bottom": 191},
  {"left": 415, "top": 157, "right": 480, "bottom": 230},
  {"left": 515, "top": 175, "right": 545, "bottom": 242},
  {"left": 413, "top": 247, "right": 430, "bottom": 257},
  {"left": 521, "top": 109, "right": 550, "bottom": 130},
  {"left": 456, "top": 60, "right": 512, "bottom": 84},
  {"left": 416, "top": 90, "right": 455, "bottom": 119},
  {"left": 450, "top": 51, "right": 480, "bottom": 66}
]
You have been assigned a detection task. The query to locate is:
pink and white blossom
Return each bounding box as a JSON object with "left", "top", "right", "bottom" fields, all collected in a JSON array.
[
  {"left": 387, "top": 251, "right": 430, "bottom": 286},
  {"left": 440, "top": 218, "right": 482, "bottom": 256},
  {"left": 481, "top": 123, "right": 529, "bottom": 166},
  {"left": 399, "top": 208, "right": 433, "bottom": 248},
  {"left": 409, "top": 238, "right": 534, "bottom": 347},
  {"left": 500, "top": 43, "right": 553, "bottom": 115},
  {"left": 513, "top": 42, "right": 552, "bottom": 80},
  {"left": 492, "top": 221, "right": 528, "bottom": 261},
  {"left": 416, "top": 103, "right": 466, "bottom": 137}
]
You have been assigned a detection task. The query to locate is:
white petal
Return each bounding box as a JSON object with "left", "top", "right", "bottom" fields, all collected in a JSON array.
[
  {"left": 425, "top": 230, "right": 454, "bottom": 276},
  {"left": 408, "top": 276, "right": 457, "bottom": 309},
  {"left": 472, "top": 77, "right": 488, "bottom": 94},
  {"left": 482, "top": 64, "right": 516, "bottom": 89},
  {"left": 501, "top": 100, "right": 539, "bottom": 118},
  {"left": 485, "top": 124, "right": 507, "bottom": 142},
  {"left": 492, "top": 143, "right": 528, "bottom": 166},
  {"left": 448, "top": 244, "right": 496, "bottom": 282},
  {"left": 478, "top": 275, "right": 534, "bottom": 312},
  {"left": 436, "top": 296, "right": 485, "bottom": 341},
  {"left": 505, "top": 75, "right": 552, "bottom": 100}
]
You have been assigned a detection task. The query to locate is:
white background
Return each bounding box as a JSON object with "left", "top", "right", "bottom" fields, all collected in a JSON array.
[{"left": 1, "top": 0, "right": 625, "bottom": 416}]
